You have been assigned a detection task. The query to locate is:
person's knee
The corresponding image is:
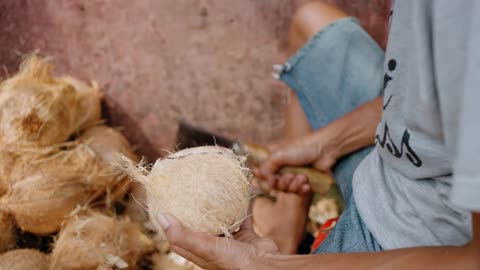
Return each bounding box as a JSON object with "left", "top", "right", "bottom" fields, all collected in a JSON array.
[{"left": 291, "top": 1, "right": 348, "bottom": 40}]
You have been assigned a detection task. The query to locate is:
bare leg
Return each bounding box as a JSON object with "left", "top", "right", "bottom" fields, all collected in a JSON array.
[
  {"left": 253, "top": 1, "right": 348, "bottom": 254},
  {"left": 286, "top": 1, "right": 347, "bottom": 138}
]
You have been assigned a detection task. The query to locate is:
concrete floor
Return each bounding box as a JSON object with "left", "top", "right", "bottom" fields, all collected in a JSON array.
[{"left": 0, "top": 0, "right": 389, "bottom": 161}]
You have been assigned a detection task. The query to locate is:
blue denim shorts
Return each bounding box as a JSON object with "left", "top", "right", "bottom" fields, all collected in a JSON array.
[{"left": 275, "top": 17, "right": 384, "bottom": 253}]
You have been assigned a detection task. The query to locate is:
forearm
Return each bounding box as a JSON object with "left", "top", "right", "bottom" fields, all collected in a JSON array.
[
  {"left": 313, "top": 96, "right": 382, "bottom": 159},
  {"left": 259, "top": 244, "right": 479, "bottom": 270}
]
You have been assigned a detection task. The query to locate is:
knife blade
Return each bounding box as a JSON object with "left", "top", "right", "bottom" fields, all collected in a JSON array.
[{"left": 176, "top": 121, "right": 335, "bottom": 194}]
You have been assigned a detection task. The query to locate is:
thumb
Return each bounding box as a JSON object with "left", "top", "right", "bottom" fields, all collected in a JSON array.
[
  {"left": 156, "top": 214, "right": 217, "bottom": 262},
  {"left": 156, "top": 213, "right": 184, "bottom": 244},
  {"left": 312, "top": 156, "right": 336, "bottom": 172},
  {"left": 156, "top": 213, "right": 215, "bottom": 267},
  {"left": 258, "top": 153, "right": 285, "bottom": 179}
]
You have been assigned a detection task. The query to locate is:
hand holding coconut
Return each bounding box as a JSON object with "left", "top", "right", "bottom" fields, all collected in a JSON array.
[
  {"left": 158, "top": 210, "right": 279, "bottom": 270},
  {"left": 115, "top": 145, "right": 280, "bottom": 269},
  {"left": 116, "top": 146, "right": 252, "bottom": 238}
]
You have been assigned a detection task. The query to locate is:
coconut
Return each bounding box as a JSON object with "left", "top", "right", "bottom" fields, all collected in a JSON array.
[
  {"left": 78, "top": 126, "right": 137, "bottom": 165},
  {"left": 124, "top": 181, "right": 149, "bottom": 227},
  {"left": 1, "top": 172, "right": 92, "bottom": 235},
  {"left": 0, "top": 249, "right": 49, "bottom": 270},
  {"left": 1, "top": 125, "right": 137, "bottom": 234},
  {"left": 49, "top": 211, "right": 154, "bottom": 270},
  {"left": 0, "top": 210, "right": 15, "bottom": 253},
  {"left": 9, "top": 125, "right": 136, "bottom": 194},
  {"left": 78, "top": 125, "right": 138, "bottom": 201},
  {"left": 0, "top": 151, "right": 16, "bottom": 197},
  {"left": 0, "top": 55, "right": 102, "bottom": 150},
  {"left": 116, "top": 146, "right": 252, "bottom": 238},
  {"left": 1, "top": 142, "right": 105, "bottom": 234}
]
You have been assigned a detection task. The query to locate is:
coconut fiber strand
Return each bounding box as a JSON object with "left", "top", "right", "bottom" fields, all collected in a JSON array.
[{"left": 77, "top": 125, "right": 139, "bottom": 202}]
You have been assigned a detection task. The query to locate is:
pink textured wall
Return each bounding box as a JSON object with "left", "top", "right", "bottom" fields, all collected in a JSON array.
[{"left": 0, "top": 0, "right": 389, "bottom": 161}]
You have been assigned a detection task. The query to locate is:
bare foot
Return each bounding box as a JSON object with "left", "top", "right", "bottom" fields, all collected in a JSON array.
[{"left": 253, "top": 174, "right": 312, "bottom": 254}]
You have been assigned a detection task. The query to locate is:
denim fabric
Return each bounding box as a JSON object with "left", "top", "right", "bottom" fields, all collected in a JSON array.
[{"left": 277, "top": 17, "right": 384, "bottom": 253}]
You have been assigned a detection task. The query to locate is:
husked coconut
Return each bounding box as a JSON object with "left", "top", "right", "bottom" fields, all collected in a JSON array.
[
  {"left": 0, "top": 210, "right": 14, "bottom": 253},
  {"left": 0, "top": 55, "right": 101, "bottom": 150},
  {"left": 78, "top": 125, "right": 137, "bottom": 165},
  {"left": 78, "top": 125, "right": 138, "bottom": 201},
  {"left": 124, "top": 181, "right": 149, "bottom": 227},
  {"left": 0, "top": 249, "right": 49, "bottom": 270},
  {"left": 0, "top": 151, "right": 16, "bottom": 197},
  {"left": 116, "top": 146, "right": 251, "bottom": 238},
  {"left": 49, "top": 211, "right": 154, "bottom": 270},
  {"left": 1, "top": 126, "right": 137, "bottom": 234},
  {"left": 1, "top": 172, "right": 92, "bottom": 235},
  {"left": 1, "top": 142, "right": 103, "bottom": 234}
]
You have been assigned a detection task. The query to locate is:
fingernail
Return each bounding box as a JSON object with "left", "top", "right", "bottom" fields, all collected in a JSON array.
[{"left": 157, "top": 213, "right": 170, "bottom": 230}]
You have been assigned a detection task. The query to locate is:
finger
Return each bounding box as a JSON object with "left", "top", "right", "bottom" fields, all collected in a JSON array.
[
  {"left": 277, "top": 175, "right": 286, "bottom": 191},
  {"left": 266, "top": 174, "right": 277, "bottom": 190},
  {"left": 173, "top": 240, "right": 241, "bottom": 270},
  {"left": 252, "top": 167, "right": 261, "bottom": 178},
  {"left": 158, "top": 213, "right": 221, "bottom": 261},
  {"left": 300, "top": 183, "right": 311, "bottom": 195},
  {"left": 313, "top": 158, "right": 335, "bottom": 172},
  {"left": 278, "top": 173, "right": 293, "bottom": 191},
  {"left": 281, "top": 173, "right": 295, "bottom": 186},
  {"left": 258, "top": 154, "right": 284, "bottom": 179},
  {"left": 266, "top": 141, "right": 281, "bottom": 152},
  {"left": 170, "top": 246, "right": 209, "bottom": 268},
  {"left": 240, "top": 196, "right": 254, "bottom": 231},
  {"left": 288, "top": 174, "right": 307, "bottom": 193}
]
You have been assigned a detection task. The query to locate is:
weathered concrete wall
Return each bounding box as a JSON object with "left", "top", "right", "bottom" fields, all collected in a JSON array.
[{"left": 0, "top": 0, "right": 389, "bottom": 160}]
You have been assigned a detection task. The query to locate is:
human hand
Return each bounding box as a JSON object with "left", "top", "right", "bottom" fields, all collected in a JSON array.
[
  {"left": 269, "top": 173, "right": 312, "bottom": 196},
  {"left": 257, "top": 132, "right": 338, "bottom": 192},
  {"left": 157, "top": 209, "right": 278, "bottom": 270}
]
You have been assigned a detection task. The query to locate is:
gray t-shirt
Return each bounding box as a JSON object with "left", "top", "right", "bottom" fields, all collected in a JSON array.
[{"left": 353, "top": 0, "right": 480, "bottom": 250}]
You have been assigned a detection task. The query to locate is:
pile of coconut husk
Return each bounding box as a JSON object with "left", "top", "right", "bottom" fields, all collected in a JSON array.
[{"left": 0, "top": 54, "right": 197, "bottom": 270}]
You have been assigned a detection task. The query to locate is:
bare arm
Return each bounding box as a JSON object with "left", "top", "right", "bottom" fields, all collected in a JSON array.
[
  {"left": 259, "top": 96, "right": 383, "bottom": 177},
  {"left": 317, "top": 95, "right": 382, "bottom": 161},
  {"left": 159, "top": 213, "right": 480, "bottom": 270},
  {"left": 260, "top": 213, "right": 480, "bottom": 270}
]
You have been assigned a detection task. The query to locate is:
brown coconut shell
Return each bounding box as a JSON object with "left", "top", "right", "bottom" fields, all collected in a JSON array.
[
  {"left": 1, "top": 143, "right": 106, "bottom": 235},
  {"left": 0, "top": 210, "right": 15, "bottom": 253},
  {"left": 78, "top": 125, "right": 138, "bottom": 202},
  {"left": 0, "top": 249, "right": 49, "bottom": 270},
  {"left": 7, "top": 141, "right": 102, "bottom": 186},
  {"left": 0, "top": 55, "right": 102, "bottom": 150},
  {"left": 49, "top": 211, "right": 154, "bottom": 270},
  {"left": 0, "top": 151, "right": 16, "bottom": 197},
  {"left": 2, "top": 126, "right": 138, "bottom": 234},
  {"left": 124, "top": 182, "right": 149, "bottom": 227},
  {"left": 1, "top": 173, "right": 92, "bottom": 235}
]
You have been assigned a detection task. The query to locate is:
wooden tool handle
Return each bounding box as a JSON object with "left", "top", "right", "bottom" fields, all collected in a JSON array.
[{"left": 242, "top": 143, "right": 334, "bottom": 194}]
